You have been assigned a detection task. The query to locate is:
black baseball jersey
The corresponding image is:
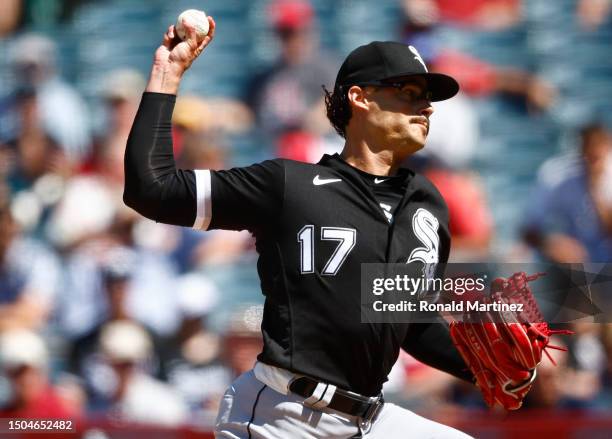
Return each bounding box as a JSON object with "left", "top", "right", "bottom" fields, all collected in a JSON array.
[
  {"left": 124, "top": 93, "right": 472, "bottom": 397},
  {"left": 197, "top": 155, "right": 461, "bottom": 396}
]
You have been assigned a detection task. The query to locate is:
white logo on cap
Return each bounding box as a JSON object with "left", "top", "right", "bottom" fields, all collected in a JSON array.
[{"left": 409, "top": 45, "right": 428, "bottom": 72}]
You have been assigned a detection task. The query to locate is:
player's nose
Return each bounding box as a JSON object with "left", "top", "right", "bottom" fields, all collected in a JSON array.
[{"left": 420, "top": 102, "right": 434, "bottom": 118}]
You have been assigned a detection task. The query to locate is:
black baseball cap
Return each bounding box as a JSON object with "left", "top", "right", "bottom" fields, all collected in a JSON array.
[{"left": 334, "top": 41, "right": 459, "bottom": 101}]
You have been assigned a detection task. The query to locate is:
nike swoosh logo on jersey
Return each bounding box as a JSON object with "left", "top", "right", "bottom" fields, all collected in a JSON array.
[
  {"left": 313, "top": 175, "right": 342, "bottom": 185},
  {"left": 374, "top": 178, "right": 387, "bottom": 184}
]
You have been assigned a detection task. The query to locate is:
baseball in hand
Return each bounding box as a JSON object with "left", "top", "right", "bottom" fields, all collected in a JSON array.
[{"left": 176, "top": 9, "right": 210, "bottom": 41}]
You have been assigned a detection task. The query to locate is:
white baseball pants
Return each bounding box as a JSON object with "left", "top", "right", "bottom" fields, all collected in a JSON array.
[{"left": 214, "top": 364, "right": 472, "bottom": 439}]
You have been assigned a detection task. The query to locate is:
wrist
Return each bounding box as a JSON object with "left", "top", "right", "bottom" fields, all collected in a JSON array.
[{"left": 146, "top": 64, "right": 184, "bottom": 94}]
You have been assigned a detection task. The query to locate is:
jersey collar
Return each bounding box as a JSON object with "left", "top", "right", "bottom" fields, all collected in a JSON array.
[
  {"left": 317, "top": 153, "right": 414, "bottom": 186},
  {"left": 318, "top": 154, "right": 417, "bottom": 225}
]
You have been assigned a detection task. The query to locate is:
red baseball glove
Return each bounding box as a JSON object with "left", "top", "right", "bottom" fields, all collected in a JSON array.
[{"left": 449, "top": 272, "right": 572, "bottom": 410}]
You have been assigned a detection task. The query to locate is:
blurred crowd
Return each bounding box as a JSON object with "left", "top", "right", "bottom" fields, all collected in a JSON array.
[{"left": 1, "top": 0, "right": 612, "bottom": 430}]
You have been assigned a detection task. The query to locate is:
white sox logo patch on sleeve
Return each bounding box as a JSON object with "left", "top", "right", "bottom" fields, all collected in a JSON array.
[{"left": 407, "top": 208, "right": 439, "bottom": 279}]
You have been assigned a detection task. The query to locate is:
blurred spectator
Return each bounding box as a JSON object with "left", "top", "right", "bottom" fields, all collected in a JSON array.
[
  {"left": 42, "top": 69, "right": 141, "bottom": 245},
  {"left": 408, "top": 156, "right": 493, "bottom": 260},
  {"left": 521, "top": 336, "right": 595, "bottom": 409},
  {"left": 0, "top": 187, "right": 60, "bottom": 332},
  {"left": 577, "top": 0, "right": 612, "bottom": 31},
  {"left": 394, "top": 23, "right": 482, "bottom": 166},
  {"left": 4, "top": 87, "right": 73, "bottom": 194},
  {"left": 402, "top": 0, "right": 522, "bottom": 31},
  {"left": 84, "top": 69, "right": 145, "bottom": 184},
  {"left": 401, "top": 11, "right": 557, "bottom": 113},
  {"left": 420, "top": 90, "right": 479, "bottom": 168},
  {"left": 275, "top": 129, "right": 337, "bottom": 164},
  {"left": 51, "top": 69, "right": 183, "bottom": 338},
  {"left": 569, "top": 322, "right": 607, "bottom": 376},
  {"left": 56, "top": 209, "right": 182, "bottom": 339},
  {"left": 595, "top": 324, "right": 612, "bottom": 409},
  {"left": 563, "top": 322, "right": 606, "bottom": 405},
  {"left": 6, "top": 33, "right": 91, "bottom": 160},
  {"left": 0, "top": 329, "right": 79, "bottom": 418},
  {"left": 45, "top": 69, "right": 140, "bottom": 248},
  {"left": 91, "top": 321, "right": 187, "bottom": 426},
  {"left": 66, "top": 247, "right": 162, "bottom": 398},
  {"left": 175, "top": 131, "right": 227, "bottom": 172},
  {"left": 400, "top": 4, "right": 554, "bottom": 168},
  {"left": 523, "top": 123, "right": 612, "bottom": 262},
  {"left": 171, "top": 95, "right": 210, "bottom": 153},
  {"left": 162, "top": 274, "right": 229, "bottom": 425},
  {"left": 426, "top": 170, "right": 493, "bottom": 259},
  {"left": 45, "top": 175, "right": 118, "bottom": 249},
  {"left": 246, "top": 0, "right": 337, "bottom": 141},
  {"left": 172, "top": 95, "right": 253, "bottom": 149},
  {"left": 0, "top": 87, "right": 72, "bottom": 236},
  {"left": 171, "top": 128, "right": 254, "bottom": 270},
  {"left": 434, "top": 51, "right": 556, "bottom": 111},
  {"left": 0, "top": 0, "right": 84, "bottom": 35}
]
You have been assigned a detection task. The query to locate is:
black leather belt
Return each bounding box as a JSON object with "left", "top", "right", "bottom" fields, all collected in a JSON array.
[{"left": 289, "top": 376, "right": 384, "bottom": 424}]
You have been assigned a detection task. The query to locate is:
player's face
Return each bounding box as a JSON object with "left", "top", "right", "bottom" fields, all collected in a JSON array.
[{"left": 363, "top": 79, "right": 434, "bottom": 155}]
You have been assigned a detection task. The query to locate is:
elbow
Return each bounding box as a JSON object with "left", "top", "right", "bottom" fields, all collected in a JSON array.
[
  {"left": 122, "top": 187, "right": 138, "bottom": 212},
  {"left": 123, "top": 156, "right": 155, "bottom": 219},
  {"left": 123, "top": 182, "right": 159, "bottom": 221}
]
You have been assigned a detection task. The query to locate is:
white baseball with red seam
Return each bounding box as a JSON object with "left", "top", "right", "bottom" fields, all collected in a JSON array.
[{"left": 176, "top": 9, "right": 209, "bottom": 41}]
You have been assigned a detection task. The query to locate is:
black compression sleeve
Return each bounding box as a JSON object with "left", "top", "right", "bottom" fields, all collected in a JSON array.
[
  {"left": 123, "top": 92, "right": 197, "bottom": 227},
  {"left": 402, "top": 321, "right": 474, "bottom": 383}
]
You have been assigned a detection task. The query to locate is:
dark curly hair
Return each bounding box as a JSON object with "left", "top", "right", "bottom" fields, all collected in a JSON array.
[{"left": 323, "top": 84, "right": 352, "bottom": 139}]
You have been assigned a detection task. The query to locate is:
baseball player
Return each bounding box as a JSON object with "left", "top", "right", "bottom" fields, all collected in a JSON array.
[{"left": 124, "top": 17, "right": 547, "bottom": 439}]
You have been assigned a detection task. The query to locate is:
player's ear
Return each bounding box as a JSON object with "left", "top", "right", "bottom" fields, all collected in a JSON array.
[{"left": 347, "top": 85, "right": 369, "bottom": 111}]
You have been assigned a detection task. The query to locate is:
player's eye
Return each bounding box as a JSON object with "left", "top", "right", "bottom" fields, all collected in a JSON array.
[{"left": 394, "top": 84, "right": 431, "bottom": 102}]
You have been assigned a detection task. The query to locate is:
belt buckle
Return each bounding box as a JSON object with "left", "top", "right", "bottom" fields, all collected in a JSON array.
[{"left": 359, "top": 396, "right": 384, "bottom": 430}]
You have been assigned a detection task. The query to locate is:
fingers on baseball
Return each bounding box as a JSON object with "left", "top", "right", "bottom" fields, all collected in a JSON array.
[
  {"left": 182, "top": 19, "right": 199, "bottom": 46},
  {"left": 193, "top": 16, "right": 215, "bottom": 55},
  {"left": 162, "top": 25, "right": 173, "bottom": 48},
  {"left": 207, "top": 16, "right": 216, "bottom": 39},
  {"left": 201, "top": 16, "right": 216, "bottom": 48},
  {"left": 163, "top": 25, "right": 180, "bottom": 49},
  {"left": 178, "top": 18, "right": 208, "bottom": 56}
]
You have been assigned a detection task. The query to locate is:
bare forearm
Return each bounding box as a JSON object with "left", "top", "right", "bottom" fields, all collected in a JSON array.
[{"left": 145, "top": 64, "right": 183, "bottom": 95}]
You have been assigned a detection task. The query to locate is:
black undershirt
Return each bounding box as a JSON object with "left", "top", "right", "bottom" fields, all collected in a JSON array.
[{"left": 351, "top": 166, "right": 408, "bottom": 223}]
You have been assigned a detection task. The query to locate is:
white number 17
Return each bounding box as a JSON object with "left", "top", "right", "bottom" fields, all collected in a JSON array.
[{"left": 297, "top": 226, "right": 356, "bottom": 275}]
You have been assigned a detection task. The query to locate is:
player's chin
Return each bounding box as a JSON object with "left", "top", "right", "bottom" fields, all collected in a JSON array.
[
  {"left": 389, "top": 129, "right": 426, "bottom": 154},
  {"left": 410, "top": 143, "right": 426, "bottom": 154},
  {"left": 398, "top": 139, "right": 425, "bottom": 155},
  {"left": 406, "top": 131, "right": 428, "bottom": 151}
]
